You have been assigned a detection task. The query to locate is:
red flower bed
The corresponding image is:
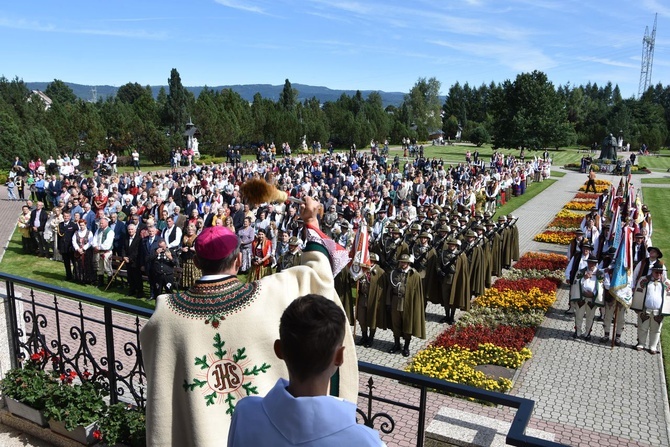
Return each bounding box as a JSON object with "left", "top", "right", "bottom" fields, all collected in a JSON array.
[
  {"left": 574, "top": 193, "right": 600, "bottom": 200},
  {"left": 514, "top": 252, "right": 568, "bottom": 271},
  {"left": 492, "top": 278, "right": 558, "bottom": 294},
  {"left": 432, "top": 324, "right": 537, "bottom": 352},
  {"left": 548, "top": 216, "right": 582, "bottom": 229}
]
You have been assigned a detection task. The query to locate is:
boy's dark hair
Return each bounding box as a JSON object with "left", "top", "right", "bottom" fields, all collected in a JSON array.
[{"left": 279, "top": 294, "right": 346, "bottom": 381}]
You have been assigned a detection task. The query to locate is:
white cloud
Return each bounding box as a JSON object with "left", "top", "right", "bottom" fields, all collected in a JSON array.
[
  {"left": 578, "top": 56, "right": 638, "bottom": 69},
  {"left": 430, "top": 39, "right": 555, "bottom": 72},
  {"left": 214, "top": 0, "right": 267, "bottom": 14},
  {"left": 0, "top": 17, "right": 166, "bottom": 39},
  {"left": 640, "top": 0, "right": 670, "bottom": 18}
]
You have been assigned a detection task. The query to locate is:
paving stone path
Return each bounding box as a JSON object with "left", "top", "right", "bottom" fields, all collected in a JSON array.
[{"left": 0, "top": 168, "right": 668, "bottom": 446}]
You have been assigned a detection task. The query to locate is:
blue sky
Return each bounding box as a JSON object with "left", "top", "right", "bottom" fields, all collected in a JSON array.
[{"left": 1, "top": 0, "right": 668, "bottom": 98}]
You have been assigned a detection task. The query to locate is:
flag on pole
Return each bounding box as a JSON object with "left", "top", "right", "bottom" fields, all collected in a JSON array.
[
  {"left": 349, "top": 224, "right": 370, "bottom": 281},
  {"left": 610, "top": 226, "right": 633, "bottom": 308}
]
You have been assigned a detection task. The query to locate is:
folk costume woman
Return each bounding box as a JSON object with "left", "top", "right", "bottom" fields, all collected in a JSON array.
[
  {"left": 72, "top": 219, "right": 94, "bottom": 284},
  {"left": 180, "top": 224, "right": 201, "bottom": 288},
  {"left": 248, "top": 230, "right": 272, "bottom": 282}
]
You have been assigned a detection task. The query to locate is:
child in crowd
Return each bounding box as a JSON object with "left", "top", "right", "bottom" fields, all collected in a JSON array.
[{"left": 228, "top": 294, "right": 384, "bottom": 446}]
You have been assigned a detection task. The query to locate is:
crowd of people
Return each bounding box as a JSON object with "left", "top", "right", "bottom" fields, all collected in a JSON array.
[
  {"left": 564, "top": 187, "right": 668, "bottom": 354},
  {"left": 12, "top": 147, "right": 536, "bottom": 306}
]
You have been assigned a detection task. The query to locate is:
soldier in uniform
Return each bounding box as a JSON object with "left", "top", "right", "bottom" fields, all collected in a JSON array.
[
  {"left": 381, "top": 225, "right": 409, "bottom": 272},
  {"left": 276, "top": 237, "right": 302, "bottom": 272},
  {"left": 356, "top": 253, "right": 387, "bottom": 348},
  {"left": 149, "top": 239, "right": 178, "bottom": 299},
  {"left": 484, "top": 220, "right": 502, "bottom": 279},
  {"left": 404, "top": 223, "right": 421, "bottom": 250},
  {"left": 431, "top": 237, "right": 470, "bottom": 324},
  {"left": 336, "top": 220, "right": 355, "bottom": 251},
  {"left": 322, "top": 204, "right": 338, "bottom": 238},
  {"left": 464, "top": 230, "right": 485, "bottom": 298},
  {"left": 412, "top": 232, "right": 437, "bottom": 303},
  {"left": 386, "top": 253, "right": 425, "bottom": 357},
  {"left": 506, "top": 214, "right": 520, "bottom": 263},
  {"left": 432, "top": 224, "right": 451, "bottom": 251}
]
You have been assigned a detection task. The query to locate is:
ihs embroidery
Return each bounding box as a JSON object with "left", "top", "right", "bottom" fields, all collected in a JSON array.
[{"left": 183, "top": 333, "right": 271, "bottom": 414}]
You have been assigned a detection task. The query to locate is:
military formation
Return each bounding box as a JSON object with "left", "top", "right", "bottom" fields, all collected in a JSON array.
[{"left": 341, "top": 207, "right": 520, "bottom": 357}]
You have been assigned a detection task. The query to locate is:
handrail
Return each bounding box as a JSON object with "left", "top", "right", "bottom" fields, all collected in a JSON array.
[{"left": 0, "top": 272, "right": 567, "bottom": 447}]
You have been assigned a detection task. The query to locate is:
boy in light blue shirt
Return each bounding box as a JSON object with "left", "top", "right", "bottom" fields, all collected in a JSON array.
[{"left": 228, "top": 294, "right": 383, "bottom": 446}]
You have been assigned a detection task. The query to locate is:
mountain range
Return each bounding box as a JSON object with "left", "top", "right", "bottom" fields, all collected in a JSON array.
[{"left": 25, "top": 82, "right": 410, "bottom": 107}]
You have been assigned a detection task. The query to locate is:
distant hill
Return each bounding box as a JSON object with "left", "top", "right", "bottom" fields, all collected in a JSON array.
[{"left": 25, "top": 82, "right": 409, "bottom": 107}]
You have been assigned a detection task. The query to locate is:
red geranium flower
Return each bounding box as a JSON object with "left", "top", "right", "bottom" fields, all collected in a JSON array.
[{"left": 93, "top": 429, "right": 103, "bottom": 440}]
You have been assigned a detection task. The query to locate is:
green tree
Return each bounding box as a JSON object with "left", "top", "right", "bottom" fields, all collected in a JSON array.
[
  {"left": 491, "top": 71, "right": 567, "bottom": 149},
  {"left": 405, "top": 77, "right": 441, "bottom": 140},
  {"left": 45, "top": 79, "right": 77, "bottom": 105},
  {"left": 165, "top": 69, "right": 188, "bottom": 134},
  {"left": 279, "top": 79, "right": 298, "bottom": 112},
  {"left": 468, "top": 126, "right": 491, "bottom": 147},
  {"left": 0, "top": 111, "right": 28, "bottom": 165},
  {"left": 444, "top": 115, "right": 459, "bottom": 139},
  {"left": 116, "top": 82, "right": 147, "bottom": 104}
]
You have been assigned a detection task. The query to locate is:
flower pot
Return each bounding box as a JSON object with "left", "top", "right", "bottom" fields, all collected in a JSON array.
[
  {"left": 49, "top": 419, "right": 100, "bottom": 445},
  {"left": 4, "top": 397, "right": 49, "bottom": 427}
]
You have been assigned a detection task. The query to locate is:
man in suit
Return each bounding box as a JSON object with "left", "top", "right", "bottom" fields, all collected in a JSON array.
[
  {"left": 232, "top": 202, "right": 245, "bottom": 232},
  {"left": 109, "top": 212, "right": 127, "bottom": 256},
  {"left": 47, "top": 175, "right": 61, "bottom": 209},
  {"left": 58, "top": 210, "right": 78, "bottom": 280},
  {"left": 142, "top": 226, "right": 163, "bottom": 299},
  {"left": 30, "top": 201, "right": 49, "bottom": 257},
  {"left": 148, "top": 239, "right": 177, "bottom": 300},
  {"left": 184, "top": 194, "right": 198, "bottom": 218},
  {"left": 122, "top": 223, "right": 144, "bottom": 298},
  {"left": 82, "top": 202, "right": 96, "bottom": 232}
]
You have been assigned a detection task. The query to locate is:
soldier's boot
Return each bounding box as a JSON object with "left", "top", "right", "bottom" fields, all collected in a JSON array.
[
  {"left": 447, "top": 307, "right": 457, "bottom": 325},
  {"left": 356, "top": 329, "right": 368, "bottom": 346},
  {"left": 98, "top": 275, "right": 104, "bottom": 287},
  {"left": 402, "top": 337, "right": 411, "bottom": 357},
  {"left": 388, "top": 337, "right": 401, "bottom": 354},
  {"left": 365, "top": 330, "right": 376, "bottom": 348}
]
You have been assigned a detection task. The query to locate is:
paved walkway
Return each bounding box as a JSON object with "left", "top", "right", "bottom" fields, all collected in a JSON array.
[{"left": 0, "top": 169, "right": 668, "bottom": 446}]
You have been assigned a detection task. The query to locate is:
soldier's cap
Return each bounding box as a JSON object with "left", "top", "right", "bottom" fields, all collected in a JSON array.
[
  {"left": 458, "top": 216, "right": 468, "bottom": 223},
  {"left": 446, "top": 237, "right": 461, "bottom": 246},
  {"left": 410, "top": 223, "right": 421, "bottom": 231},
  {"left": 418, "top": 212, "right": 427, "bottom": 219},
  {"left": 648, "top": 247, "right": 663, "bottom": 259},
  {"left": 439, "top": 215, "right": 449, "bottom": 222},
  {"left": 575, "top": 229, "right": 585, "bottom": 235},
  {"left": 485, "top": 221, "right": 496, "bottom": 227},
  {"left": 419, "top": 232, "right": 432, "bottom": 239},
  {"left": 398, "top": 253, "right": 413, "bottom": 263},
  {"left": 422, "top": 220, "right": 433, "bottom": 226},
  {"left": 475, "top": 212, "right": 483, "bottom": 218},
  {"left": 652, "top": 260, "right": 665, "bottom": 271},
  {"left": 398, "top": 216, "right": 408, "bottom": 222},
  {"left": 386, "top": 223, "right": 397, "bottom": 231},
  {"left": 483, "top": 211, "right": 492, "bottom": 218},
  {"left": 587, "top": 254, "right": 598, "bottom": 263},
  {"left": 340, "top": 221, "right": 350, "bottom": 228},
  {"left": 369, "top": 253, "right": 380, "bottom": 262},
  {"left": 438, "top": 224, "right": 451, "bottom": 233},
  {"left": 390, "top": 226, "right": 401, "bottom": 233},
  {"left": 465, "top": 230, "right": 477, "bottom": 238},
  {"left": 463, "top": 209, "right": 471, "bottom": 215},
  {"left": 507, "top": 213, "right": 515, "bottom": 220},
  {"left": 434, "top": 206, "right": 443, "bottom": 213},
  {"left": 498, "top": 215, "right": 507, "bottom": 221},
  {"left": 474, "top": 225, "right": 485, "bottom": 231},
  {"left": 195, "top": 226, "right": 239, "bottom": 261},
  {"left": 288, "top": 236, "right": 300, "bottom": 246},
  {"left": 642, "top": 205, "right": 649, "bottom": 211},
  {"left": 581, "top": 243, "right": 594, "bottom": 250}
]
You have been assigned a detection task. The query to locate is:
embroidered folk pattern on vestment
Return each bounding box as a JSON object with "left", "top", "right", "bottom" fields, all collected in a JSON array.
[{"left": 167, "top": 278, "right": 260, "bottom": 328}]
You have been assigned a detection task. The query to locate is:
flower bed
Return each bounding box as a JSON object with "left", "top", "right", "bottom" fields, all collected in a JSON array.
[
  {"left": 555, "top": 209, "right": 585, "bottom": 219},
  {"left": 408, "top": 251, "right": 563, "bottom": 394},
  {"left": 473, "top": 287, "right": 556, "bottom": 312},
  {"left": 433, "top": 324, "right": 536, "bottom": 351},
  {"left": 534, "top": 230, "right": 575, "bottom": 245},
  {"left": 564, "top": 201, "right": 596, "bottom": 211},
  {"left": 513, "top": 252, "right": 568, "bottom": 271},
  {"left": 548, "top": 215, "right": 583, "bottom": 229},
  {"left": 574, "top": 193, "right": 600, "bottom": 200},
  {"left": 492, "top": 277, "right": 558, "bottom": 294}
]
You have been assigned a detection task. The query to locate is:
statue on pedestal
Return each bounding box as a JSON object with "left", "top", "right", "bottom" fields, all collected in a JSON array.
[{"left": 598, "top": 133, "right": 618, "bottom": 161}]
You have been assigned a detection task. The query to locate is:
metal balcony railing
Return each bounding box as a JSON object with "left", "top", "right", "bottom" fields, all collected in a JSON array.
[{"left": 0, "top": 273, "right": 566, "bottom": 447}]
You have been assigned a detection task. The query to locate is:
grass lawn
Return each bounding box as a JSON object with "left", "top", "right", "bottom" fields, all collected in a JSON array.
[
  {"left": 641, "top": 177, "right": 670, "bottom": 184},
  {"left": 0, "top": 229, "right": 155, "bottom": 310},
  {"left": 551, "top": 170, "right": 566, "bottom": 178},
  {"left": 494, "top": 179, "right": 556, "bottom": 219},
  {"left": 641, "top": 187, "right": 670, "bottom": 397}
]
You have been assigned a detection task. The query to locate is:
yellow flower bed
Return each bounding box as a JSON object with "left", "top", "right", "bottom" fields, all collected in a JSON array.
[
  {"left": 534, "top": 231, "right": 574, "bottom": 245},
  {"left": 564, "top": 201, "right": 596, "bottom": 211},
  {"left": 473, "top": 287, "right": 556, "bottom": 312},
  {"left": 406, "top": 344, "right": 532, "bottom": 393},
  {"left": 577, "top": 185, "right": 610, "bottom": 193},
  {"left": 556, "top": 209, "right": 585, "bottom": 219}
]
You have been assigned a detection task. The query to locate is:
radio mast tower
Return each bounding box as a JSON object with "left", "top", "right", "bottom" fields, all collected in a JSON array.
[
  {"left": 638, "top": 13, "right": 658, "bottom": 98},
  {"left": 90, "top": 86, "right": 98, "bottom": 103}
]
